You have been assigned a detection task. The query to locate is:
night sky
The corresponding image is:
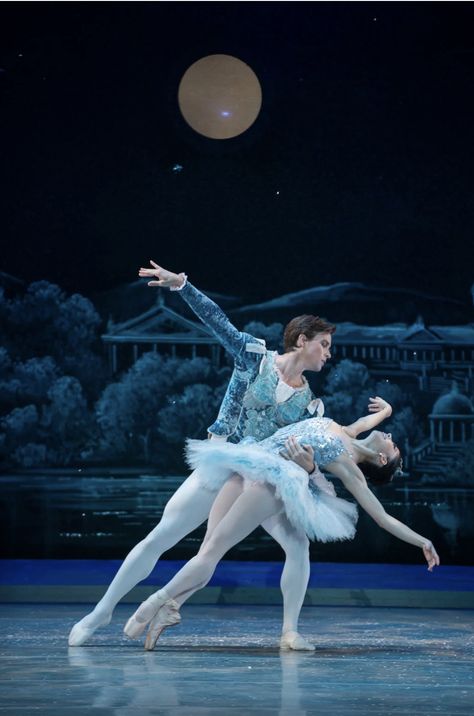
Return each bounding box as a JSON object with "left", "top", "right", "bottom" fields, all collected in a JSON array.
[{"left": 1, "top": 2, "right": 473, "bottom": 304}]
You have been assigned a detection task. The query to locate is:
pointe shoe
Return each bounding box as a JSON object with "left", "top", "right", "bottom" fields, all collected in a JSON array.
[
  {"left": 280, "top": 632, "right": 315, "bottom": 652},
  {"left": 144, "top": 599, "right": 181, "bottom": 651},
  {"left": 124, "top": 592, "right": 168, "bottom": 639},
  {"left": 68, "top": 614, "right": 111, "bottom": 647}
]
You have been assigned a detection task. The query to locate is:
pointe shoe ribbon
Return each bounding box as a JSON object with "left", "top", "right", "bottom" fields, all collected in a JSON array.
[
  {"left": 144, "top": 599, "right": 181, "bottom": 651},
  {"left": 280, "top": 632, "right": 315, "bottom": 651},
  {"left": 124, "top": 592, "right": 168, "bottom": 639}
]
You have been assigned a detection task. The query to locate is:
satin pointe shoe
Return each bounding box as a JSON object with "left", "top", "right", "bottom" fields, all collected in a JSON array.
[
  {"left": 68, "top": 613, "right": 111, "bottom": 647},
  {"left": 280, "top": 631, "right": 315, "bottom": 652},
  {"left": 144, "top": 599, "right": 181, "bottom": 651},
  {"left": 124, "top": 592, "right": 169, "bottom": 639}
]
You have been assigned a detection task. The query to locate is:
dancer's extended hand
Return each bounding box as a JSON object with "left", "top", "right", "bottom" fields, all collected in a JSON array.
[
  {"left": 368, "top": 396, "right": 392, "bottom": 416},
  {"left": 138, "top": 260, "right": 185, "bottom": 289},
  {"left": 422, "top": 540, "right": 440, "bottom": 571},
  {"left": 281, "top": 436, "right": 315, "bottom": 474}
]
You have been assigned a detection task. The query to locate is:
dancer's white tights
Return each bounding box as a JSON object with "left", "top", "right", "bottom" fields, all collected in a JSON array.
[
  {"left": 156, "top": 480, "right": 310, "bottom": 634},
  {"left": 171, "top": 475, "right": 310, "bottom": 634},
  {"left": 81, "top": 471, "right": 217, "bottom": 626},
  {"left": 261, "top": 512, "right": 310, "bottom": 635},
  {"left": 76, "top": 472, "right": 310, "bottom": 636}
]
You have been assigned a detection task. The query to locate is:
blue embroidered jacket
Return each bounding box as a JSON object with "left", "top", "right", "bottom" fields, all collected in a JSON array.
[{"left": 179, "top": 282, "right": 323, "bottom": 441}]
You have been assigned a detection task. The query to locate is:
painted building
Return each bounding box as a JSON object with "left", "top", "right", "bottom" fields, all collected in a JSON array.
[{"left": 101, "top": 293, "right": 223, "bottom": 374}]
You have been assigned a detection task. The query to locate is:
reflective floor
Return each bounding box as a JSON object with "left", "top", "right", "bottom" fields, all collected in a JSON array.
[{"left": 1, "top": 603, "right": 473, "bottom": 715}]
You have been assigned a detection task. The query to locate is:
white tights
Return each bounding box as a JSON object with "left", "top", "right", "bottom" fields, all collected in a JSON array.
[
  {"left": 156, "top": 479, "right": 309, "bottom": 636},
  {"left": 82, "top": 470, "right": 310, "bottom": 635},
  {"left": 170, "top": 475, "right": 310, "bottom": 634}
]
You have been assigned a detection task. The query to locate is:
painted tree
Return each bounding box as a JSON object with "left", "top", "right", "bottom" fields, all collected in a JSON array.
[
  {"left": 243, "top": 321, "right": 284, "bottom": 351},
  {"left": 41, "top": 376, "right": 91, "bottom": 465},
  {"left": 0, "top": 355, "right": 60, "bottom": 412},
  {"left": 0, "top": 281, "right": 106, "bottom": 399},
  {"left": 321, "top": 359, "right": 371, "bottom": 425},
  {"left": 94, "top": 353, "right": 226, "bottom": 464},
  {"left": 156, "top": 382, "right": 228, "bottom": 469}
]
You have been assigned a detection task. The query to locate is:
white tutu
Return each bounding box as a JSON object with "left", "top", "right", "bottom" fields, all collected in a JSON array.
[{"left": 185, "top": 439, "right": 358, "bottom": 543}]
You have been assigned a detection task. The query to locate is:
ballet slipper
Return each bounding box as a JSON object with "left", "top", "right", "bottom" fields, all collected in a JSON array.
[
  {"left": 123, "top": 591, "right": 169, "bottom": 639},
  {"left": 68, "top": 613, "right": 111, "bottom": 647},
  {"left": 144, "top": 600, "right": 181, "bottom": 651},
  {"left": 279, "top": 631, "right": 315, "bottom": 651}
]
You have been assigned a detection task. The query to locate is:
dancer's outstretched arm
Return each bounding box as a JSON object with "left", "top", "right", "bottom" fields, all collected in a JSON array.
[
  {"left": 327, "top": 455, "right": 440, "bottom": 571},
  {"left": 343, "top": 397, "right": 392, "bottom": 438},
  {"left": 139, "top": 260, "right": 256, "bottom": 360}
]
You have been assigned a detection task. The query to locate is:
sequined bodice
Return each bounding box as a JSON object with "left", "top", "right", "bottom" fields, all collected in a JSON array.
[
  {"left": 258, "top": 417, "right": 346, "bottom": 467},
  {"left": 233, "top": 352, "right": 314, "bottom": 442}
]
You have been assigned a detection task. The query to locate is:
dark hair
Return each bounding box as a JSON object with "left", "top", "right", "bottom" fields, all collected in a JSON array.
[
  {"left": 283, "top": 315, "right": 336, "bottom": 352},
  {"left": 359, "top": 454, "right": 403, "bottom": 485}
]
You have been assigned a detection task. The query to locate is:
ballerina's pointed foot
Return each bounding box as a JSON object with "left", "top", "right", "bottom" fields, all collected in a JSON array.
[
  {"left": 124, "top": 592, "right": 169, "bottom": 639},
  {"left": 144, "top": 600, "right": 181, "bottom": 651},
  {"left": 68, "top": 613, "right": 111, "bottom": 647},
  {"left": 280, "top": 631, "right": 315, "bottom": 652}
]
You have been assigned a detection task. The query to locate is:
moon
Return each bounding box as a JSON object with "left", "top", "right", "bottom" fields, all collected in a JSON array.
[{"left": 178, "top": 54, "right": 262, "bottom": 139}]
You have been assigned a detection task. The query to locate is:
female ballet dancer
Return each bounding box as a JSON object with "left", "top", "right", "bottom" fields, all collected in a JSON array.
[
  {"left": 68, "top": 262, "right": 335, "bottom": 650},
  {"left": 126, "top": 397, "right": 440, "bottom": 651}
]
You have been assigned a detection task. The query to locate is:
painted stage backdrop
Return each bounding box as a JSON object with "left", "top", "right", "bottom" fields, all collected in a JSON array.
[{"left": 1, "top": 274, "right": 473, "bottom": 565}]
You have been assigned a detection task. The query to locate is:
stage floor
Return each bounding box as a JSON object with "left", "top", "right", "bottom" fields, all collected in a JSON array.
[{"left": 1, "top": 603, "right": 473, "bottom": 715}]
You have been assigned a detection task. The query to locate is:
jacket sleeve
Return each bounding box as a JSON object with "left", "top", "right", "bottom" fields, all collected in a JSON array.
[{"left": 178, "top": 282, "right": 249, "bottom": 359}]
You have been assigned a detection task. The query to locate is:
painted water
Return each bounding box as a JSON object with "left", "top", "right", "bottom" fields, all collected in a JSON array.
[{"left": 1, "top": 474, "right": 473, "bottom": 564}]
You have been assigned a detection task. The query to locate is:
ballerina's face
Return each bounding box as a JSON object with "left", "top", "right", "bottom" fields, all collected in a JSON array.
[
  {"left": 300, "top": 332, "right": 332, "bottom": 372},
  {"left": 369, "top": 431, "right": 400, "bottom": 464}
]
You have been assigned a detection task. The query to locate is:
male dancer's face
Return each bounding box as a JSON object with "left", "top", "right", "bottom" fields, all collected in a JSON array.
[{"left": 300, "top": 332, "right": 332, "bottom": 372}]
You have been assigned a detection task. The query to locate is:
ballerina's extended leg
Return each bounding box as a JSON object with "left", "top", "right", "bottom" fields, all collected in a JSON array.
[{"left": 141, "top": 482, "right": 283, "bottom": 650}]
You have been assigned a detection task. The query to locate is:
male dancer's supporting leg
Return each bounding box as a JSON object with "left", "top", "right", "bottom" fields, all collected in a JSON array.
[
  {"left": 68, "top": 471, "right": 217, "bottom": 646},
  {"left": 261, "top": 514, "right": 313, "bottom": 650}
]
